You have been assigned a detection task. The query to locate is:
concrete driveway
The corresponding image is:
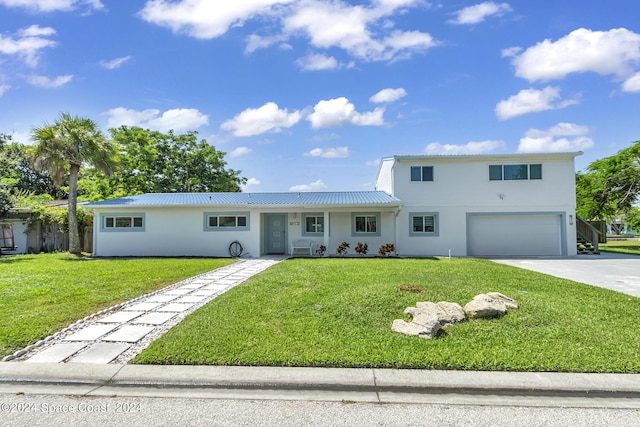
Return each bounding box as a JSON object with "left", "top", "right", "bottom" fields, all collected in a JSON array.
[{"left": 491, "top": 252, "right": 640, "bottom": 298}]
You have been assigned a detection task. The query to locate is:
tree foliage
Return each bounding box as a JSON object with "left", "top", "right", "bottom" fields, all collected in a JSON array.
[
  {"left": 0, "top": 134, "right": 64, "bottom": 217},
  {"left": 31, "top": 113, "right": 117, "bottom": 254},
  {"left": 576, "top": 140, "right": 640, "bottom": 220},
  {"left": 79, "top": 127, "right": 245, "bottom": 200}
]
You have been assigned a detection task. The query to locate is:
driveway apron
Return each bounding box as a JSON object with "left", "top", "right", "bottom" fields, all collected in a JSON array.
[
  {"left": 3, "top": 258, "right": 282, "bottom": 364},
  {"left": 491, "top": 252, "right": 640, "bottom": 298}
]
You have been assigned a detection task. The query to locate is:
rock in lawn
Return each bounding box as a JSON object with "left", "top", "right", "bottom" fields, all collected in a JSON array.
[
  {"left": 414, "top": 301, "right": 466, "bottom": 326},
  {"left": 392, "top": 310, "right": 441, "bottom": 339},
  {"left": 487, "top": 292, "right": 519, "bottom": 309},
  {"left": 436, "top": 302, "right": 466, "bottom": 325},
  {"left": 463, "top": 294, "right": 507, "bottom": 319}
]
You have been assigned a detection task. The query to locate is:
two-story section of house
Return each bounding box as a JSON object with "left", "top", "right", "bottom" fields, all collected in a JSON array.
[{"left": 376, "top": 152, "right": 581, "bottom": 257}]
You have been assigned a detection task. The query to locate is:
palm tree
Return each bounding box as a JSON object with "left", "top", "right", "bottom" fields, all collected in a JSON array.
[{"left": 31, "top": 113, "right": 116, "bottom": 255}]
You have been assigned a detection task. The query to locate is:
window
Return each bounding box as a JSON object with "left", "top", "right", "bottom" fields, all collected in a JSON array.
[
  {"left": 1, "top": 224, "right": 15, "bottom": 249},
  {"left": 410, "top": 166, "right": 434, "bottom": 182},
  {"left": 489, "top": 164, "right": 542, "bottom": 181},
  {"left": 204, "top": 212, "right": 250, "bottom": 231},
  {"left": 530, "top": 164, "right": 542, "bottom": 180},
  {"left": 409, "top": 213, "right": 439, "bottom": 236},
  {"left": 352, "top": 213, "right": 380, "bottom": 236},
  {"left": 101, "top": 214, "right": 145, "bottom": 232},
  {"left": 303, "top": 214, "right": 324, "bottom": 235}
]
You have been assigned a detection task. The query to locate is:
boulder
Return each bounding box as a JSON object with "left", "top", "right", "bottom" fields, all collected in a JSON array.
[
  {"left": 463, "top": 294, "right": 507, "bottom": 319},
  {"left": 487, "top": 292, "right": 519, "bottom": 309},
  {"left": 392, "top": 310, "right": 441, "bottom": 339},
  {"left": 436, "top": 301, "right": 466, "bottom": 325}
]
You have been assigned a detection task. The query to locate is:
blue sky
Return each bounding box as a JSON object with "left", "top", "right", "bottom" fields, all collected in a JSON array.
[{"left": 1, "top": 1, "right": 639, "bottom": 192}]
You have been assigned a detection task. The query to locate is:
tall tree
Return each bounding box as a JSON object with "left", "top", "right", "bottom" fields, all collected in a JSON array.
[
  {"left": 576, "top": 140, "right": 640, "bottom": 220},
  {"left": 31, "top": 114, "right": 116, "bottom": 254},
  {"left": 79, "top": 127, "right": 245, "bottom": 200}
]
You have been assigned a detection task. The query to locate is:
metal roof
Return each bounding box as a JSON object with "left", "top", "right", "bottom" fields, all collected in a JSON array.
[
  {"left": 389, "top": 152, "right": 583, "bottom": 161},
  {"left": 85, "top": 191, "right": 402, "bottom": 208}
]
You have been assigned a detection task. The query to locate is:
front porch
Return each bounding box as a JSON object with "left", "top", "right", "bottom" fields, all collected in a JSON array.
[{"left": 261, "top": 209, "right": 399, "bottom": 257}]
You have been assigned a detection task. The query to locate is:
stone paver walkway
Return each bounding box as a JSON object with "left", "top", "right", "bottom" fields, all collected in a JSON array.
[{"left": 5, "top": 258, "right": 282, "bottom": 364}]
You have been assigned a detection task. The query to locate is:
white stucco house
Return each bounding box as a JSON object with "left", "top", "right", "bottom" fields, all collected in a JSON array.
[{"left": 85, "top": 152, "right": 581, "bottom": 258}]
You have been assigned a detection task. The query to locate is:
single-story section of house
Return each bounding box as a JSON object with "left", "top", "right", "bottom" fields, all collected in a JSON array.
[{"left": 85, "top": 152, "right": 583, "bottom": 258}]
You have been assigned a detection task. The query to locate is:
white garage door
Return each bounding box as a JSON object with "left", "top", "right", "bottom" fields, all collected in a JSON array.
[{"left": 468, "top": 214, "right": 563, "bottom": 256}]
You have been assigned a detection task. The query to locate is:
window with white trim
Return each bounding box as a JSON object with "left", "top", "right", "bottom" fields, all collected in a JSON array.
[
  {"left": 352, "top": 213, "right": 380, "bottom": 236},
  {"left": 204, "top": 212, "right": 250, "bottom": 231},
  {"left": 101, "top": 214, "right": 145, "bottom": 232},
  {"left": 410, "top": 166, "right": 434, "bottom": 182},
  {"left": 303, "top": 214, "right": 324, "bottom": 235},
  {"left": 409, "top": 212, "right": 439, "bottom": 236},
  {"left": 489, "top": 164, "right": 542, "bottom": 181}
]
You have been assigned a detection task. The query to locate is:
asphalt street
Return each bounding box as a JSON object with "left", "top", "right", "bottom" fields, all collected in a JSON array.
[{"left": 2, "top": 394, "right": 640, "bottom": 427}]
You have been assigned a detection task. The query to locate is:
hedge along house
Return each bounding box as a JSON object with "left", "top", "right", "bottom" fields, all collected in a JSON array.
[
  {"left": 86, "top": 152, "right": 582, "bottom": 258},
  {"left": 85, "top": 192, "right": 402, "bottom": 257}
]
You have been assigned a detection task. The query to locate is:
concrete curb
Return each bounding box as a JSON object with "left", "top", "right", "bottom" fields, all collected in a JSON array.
[{"left": 2, "top": 363, "right": 640, "bottom": 400}]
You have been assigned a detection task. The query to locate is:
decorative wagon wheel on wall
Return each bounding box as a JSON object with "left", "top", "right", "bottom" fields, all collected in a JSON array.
[{"left": 228, "top": 240, "right": 243, "bottom": 257}]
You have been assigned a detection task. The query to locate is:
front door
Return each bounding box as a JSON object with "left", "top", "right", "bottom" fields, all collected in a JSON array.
[{"left": 265, "top": 214, "right": 286, "bottom": 254}]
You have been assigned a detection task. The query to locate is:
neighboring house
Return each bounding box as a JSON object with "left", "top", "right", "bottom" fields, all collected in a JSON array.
[
  {"left": 0, "top": 208, "right": 33, "bottom": 255},
  {"left": 85, "top": 152, "right": 581, "bottom": 258},
  {"left": 0, "top": 201, "right": 93, "bottom": 255}
]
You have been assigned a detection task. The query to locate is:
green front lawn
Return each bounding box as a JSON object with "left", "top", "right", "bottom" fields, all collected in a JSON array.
[
  {"left": 134, "top": 258, "right": 640, "bottom": 373},
  {"left": 0, "top": 253, "right": 234, "bottom": 357},
  {"left": 600, "top": 239, "right": 640, "bottom": 255}
]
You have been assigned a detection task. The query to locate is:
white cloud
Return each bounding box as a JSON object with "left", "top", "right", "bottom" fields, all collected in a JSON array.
[
  {"left": 500, "top": 46, "right": 521, "bottom": 58},
  {"left": 525, "top": 122, "right": 590, "bottom": 138},
  {"left": 284, "top": 1, "right": 438, "bottom": 62},
  {"left": 289, "top": 179, "right": 327, "bottom": 192},
  {"left": 424, "top": 140, "right": 506, "bottom": 155},
  {"left": 99, "top": 56, "right": 132, "bottom": 70},
  {"left": 105, "top": 107, "right": 209, "bottom": 132},
  {"left": 449, "top": 2, "right": 512, "bottom": 25},
  {"left": 517, "top": 122, "right": 594, "bottom": 153},
  {"left": 369, "top": 87, "right": 407, "bottom": 103},
  {"left": 220, "top": 102, "right": 301, "bottom": 137},
  {"left": 25, "top": 74, "right": 73, "bottom": 88},
  {"left": 511, "top": 28, "right": 640, "bottom": 84},
  {"left": 365, "top": 159, "right": 381, "bottom": 167},
  {"left": 140, "top": 0, "right": 438, "bottom": 63},
  {"left": 495, "top": 86, "right": 579, "bottom": 120},
  {"left": 229, "top": 146, "right": 253, "bottom": 158},
  {"left": 307, "top": 97, "right": 385, "bottom": 128},
  {"left": 305, "top": 146, "right": 350, "bottom": 158},
  {"left": 0, "top": 0, "right": 104, "bottom": 12},
  {"left": 622, "top": 72, "right": 640, "bottom": 92},
  {"left": 245, "top": 177, "right": 261, "bottom": 186},
  {"left": 0, "top": 25, "right": 57, "bottom": 67},
  {"left": 0, "top": 84, "right": 10, "bottom": 96},
  {"left": 241, "top": 177, "right": 261, "bottom": 191},
  {"left": 139, "top": 0, "right": 293, "bottom": 39},
  {"left": 296, "top": 53, "right": 339, "bottom": 71}
]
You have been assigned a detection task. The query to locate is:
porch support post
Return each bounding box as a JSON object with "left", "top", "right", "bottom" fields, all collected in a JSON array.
[{"left": 323, "top": 210, "right": 330, "bottom": 256}]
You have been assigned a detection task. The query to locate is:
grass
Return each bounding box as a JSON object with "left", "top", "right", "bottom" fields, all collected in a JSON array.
[
  {"left": 0, "top": 253, "right": 235, "bottom": 357},
  {"left": 600, "top": 239, "right": 640, "bottom": 255},
  {"left": 133, "top": 258, "right": 640, "bottom": 373}
]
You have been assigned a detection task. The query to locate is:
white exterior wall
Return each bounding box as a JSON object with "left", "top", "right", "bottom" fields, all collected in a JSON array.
[
  {"left": 92, "top": 207, "right": 398, "bottom": 257},
  {"left": 285, "top": 210, "right": 396, "bottom": 255},
  {"left": 375, "top": 158, "right": 394, "bottom": 194},
  {"left": 385, "top": 155, "right": 578, "bottom": 257},
  {"left": 92, "top": 207, "right": 262, "bottom": 257},
  {"left": 0, "top": 220, "right": 28, "bottom": 254}
]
